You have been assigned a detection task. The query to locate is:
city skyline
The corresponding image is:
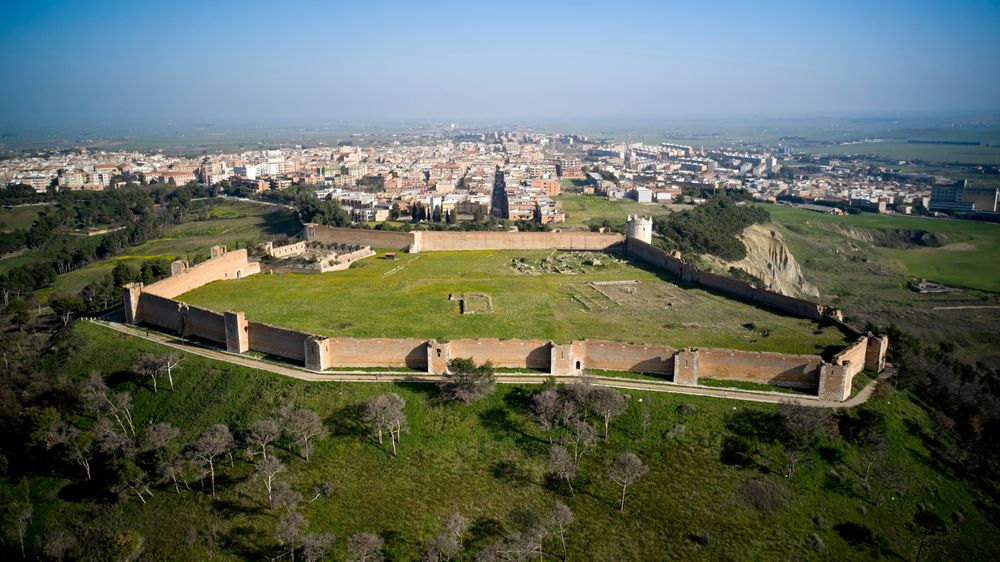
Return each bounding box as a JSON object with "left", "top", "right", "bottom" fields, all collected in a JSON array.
[{"left": 2, "top": 0, "right": 999, "bottom": 129}]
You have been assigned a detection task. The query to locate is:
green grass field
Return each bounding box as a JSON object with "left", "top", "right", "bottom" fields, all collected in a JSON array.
[
  {"left": 4, "top": 321, "right": 995, "bottom": 560},
  {"left": 179, "top": 249, "right": 847, "bottom": 355},
  {"left": 0, "top": 203, "right": 48, "bottom": 231},
  {"left": 763, "top": 204, "right": 1000, "bottom": 368},
  {"left": 555, "top": 195, "right": 676, "bottom": 230},
  {"left": 765, "top": 205, "right": 1000, "bottom": 293},
  {"left": 38, "top": 199, "right": 301, "bottom": 297}
]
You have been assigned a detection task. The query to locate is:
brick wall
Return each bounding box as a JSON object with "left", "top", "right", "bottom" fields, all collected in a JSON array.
[
  {"left": 183, "top": 305, "right": 226, "bottom": 344},
  {"left": 449, "top": 339, "right": 552, "bottom": 370},
  {"left": 579, "top": 340, "right": 675, "bottom": 374},
  {"left": 327, "top": 337, "right": 428, "bottom": 370},
  {"left": 247, "top": 321, "right": 310, "bottom": 362},
  {"left": 413, "top": 231, "right": 623, "bottom": 252},
  {"left": 144, "top": 249, "right": 261, "bottom": 298},
  {"left": 698, "top": 348, "right": 823, "bottom": 389},
  {"left": 305, "top": 224, "right": 415, "bottom": 250}
]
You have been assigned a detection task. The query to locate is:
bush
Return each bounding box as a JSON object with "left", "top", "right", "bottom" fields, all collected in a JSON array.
[
  {"left": 437, "top": 358, "right": 496, "bottom": 404},
  {"left": 739, "top": 477, "right": 789, "bottom": 513}
]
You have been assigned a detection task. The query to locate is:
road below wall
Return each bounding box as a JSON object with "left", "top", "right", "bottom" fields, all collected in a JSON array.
[{"left": 89, "top": 319, "right": 890, "bottom": 409}]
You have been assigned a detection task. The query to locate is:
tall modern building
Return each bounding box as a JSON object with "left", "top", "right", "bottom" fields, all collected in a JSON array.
[
  {"left": 930, "top": 182, "right": 999, "bottom": 213},
  {"left": 491, "top": 169, "right": 509, "bottom": 219}
]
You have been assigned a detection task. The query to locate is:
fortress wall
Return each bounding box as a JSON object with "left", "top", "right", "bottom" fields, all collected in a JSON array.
[
  {"left": 580, "top": 340, "right": 675, "bottom": 374},
  {"left": 247, "top": 321, "right": 310, "bottom": 362},
  {"left": 267, "top": 241, "right": 307, "bottom": 258},
  {"left": 697, "top": 348, "right": 823, "bottom": 389},
  {"left": 696, "top": 270, "right": 757, "bottom": 300},
  {"left": 138, "top": 293, "right": 184, "bottom": 333},
  {"left": 865, "top": 335, "right": 888, "bottom": 372},
  {"left": 833, "top": 336, "right": 869, "bottom": 389},
  {"left": 449, "top": 339, "right": 552, "bottom": 370},
  {"left": 305, "top": 224, "right": 414, "bottom": 250},
  {"left": 145, "top": 249, "right": 260, "bottom": 298},
  {"left": 751, "top": 289, "right": 824, "bottom": 321},
  {"left": 624, "top": 238, "right": 684, "bottom": 277},
  {"left": 414, "top": 231, "right": 623, "bottom": 252},
  {"left": 183, "top": 305, "right": 226, "bottom": 344},
  {"left": 327, "top": 338, "right": 429, "bottom": 370}
]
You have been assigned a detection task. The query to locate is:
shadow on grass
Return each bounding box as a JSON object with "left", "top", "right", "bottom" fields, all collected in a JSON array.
[
  {"left": 490, "top": 459, "right": 533, "bottom": 488},
  {"left": 479, "top": 407, "right": 547, "bottom": 454}
]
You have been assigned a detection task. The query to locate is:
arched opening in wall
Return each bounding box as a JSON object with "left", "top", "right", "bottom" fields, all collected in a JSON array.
[
  {"left": 575, "top": 361, "right": 581, "bottom": 370},
  {"left": 235, "top": 269, "right": 243, "bottom": 279}
]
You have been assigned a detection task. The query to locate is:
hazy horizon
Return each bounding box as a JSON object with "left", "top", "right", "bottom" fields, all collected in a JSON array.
[{"left": 2, "top": 0, "right": 999, "bottom": 131}]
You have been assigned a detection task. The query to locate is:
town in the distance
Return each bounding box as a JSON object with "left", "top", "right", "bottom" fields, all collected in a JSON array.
[{"left": 6, "top": 127, "right": 998, "bottom": 225}]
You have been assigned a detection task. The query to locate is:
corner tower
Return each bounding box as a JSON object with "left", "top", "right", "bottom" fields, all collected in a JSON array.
[{"left": 625, "top": 215, "right": 653, "bottom": 245}]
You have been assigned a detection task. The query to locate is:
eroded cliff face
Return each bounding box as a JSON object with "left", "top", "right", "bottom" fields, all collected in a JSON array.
[{"left": 725, "top": 224, "right": 819, "bottom": 298}]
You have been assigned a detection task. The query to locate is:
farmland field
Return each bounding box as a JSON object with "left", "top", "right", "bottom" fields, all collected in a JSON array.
[{"left": 179, "top": 249, "right": 848, "bottom": 355}]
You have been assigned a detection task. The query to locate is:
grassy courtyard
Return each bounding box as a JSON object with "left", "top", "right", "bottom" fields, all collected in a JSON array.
[{"left": 179, "top": 249, "right": 848, "bottom": 355}]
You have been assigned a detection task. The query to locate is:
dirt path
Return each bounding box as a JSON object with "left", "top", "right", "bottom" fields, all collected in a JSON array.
[{"left": 91, "top": 320, "right": 885, "bottom": 409}]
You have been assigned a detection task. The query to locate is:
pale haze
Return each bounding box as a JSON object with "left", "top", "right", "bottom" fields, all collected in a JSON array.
[{"left": 2, "top": 0, "right": 999, "bottom": 129}]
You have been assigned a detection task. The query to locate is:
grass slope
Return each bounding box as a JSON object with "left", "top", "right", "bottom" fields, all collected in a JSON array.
[
  {"left": 180, "top": 249, "right": 847, "bottom": 355},
  {"left": 555, "top": 195, "right": 676, "bottom": 230},
  {"left": 40, "top": 199, "right": 300, "bottom": 297},
  {"left": 0, "top": 203, "right": 48, "bottom": 231},
  {"left": 4, "top": 322, "right": 997, "bottom": 561}
]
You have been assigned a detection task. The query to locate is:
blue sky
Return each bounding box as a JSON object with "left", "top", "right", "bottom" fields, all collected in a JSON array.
[{"left": 1, "top": 0, "right": 998, "bottom": 128}]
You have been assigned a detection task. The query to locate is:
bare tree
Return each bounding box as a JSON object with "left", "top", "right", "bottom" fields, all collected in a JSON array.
[
  {"left": 158, "top": 452, "right": 190, "bottom": 494},
  {"left": 548, "top": 445, "right": 578, "bottom": 495},
  {"left": 438, "top": 358, "right": 496, "bottom": 403},
  {"left": 283, "top": 409, "right": 327, "bottom": 461},
  {"left": 301, "top": 532, "right": 335, "bottom": 562},
  {"left": 873, "top": 465, "right": 904, "bottom": 507},
  {"left": 93, "top": 417, "right": 135, "bottom": 457},
  {"left": 778, "top": 402, "right": 832, "bottom": 477},
  {"left": 245, "top": 418, "right": 281, "bottom": 461},
  {"left": 275, "top": 510, "right": 307, "bottom": 562},
  {"left": 309, "top": 482, "right": 334, "bottom": 503},
  {"left": 609, "top": 453, "right": 649, "bottom": 512},
  {"left": 191, "top": 424, "right": 233, "bottom": 496},
  {"left": 930, "top": 410, "right": 955, "bottom": 441},
  {"left": 587, "top": 387, "right": 627, "bottom": 439},
  {"left": 422, "top": 513, "right": 467, "bottom": 562},
  {"left": 142, "top": 422, "right": 179, "bottom": 452},
  {"left": 640, "top": 397, "right": 652, "bottom": 440},
  {"left": 256, "top": 456, "right": 285, "bottom": 509},
  {"left": 132, "top": 354, "right": 161, "bottom": 394},
  {"left": 160, "top": 352, "right": 184, "bottom": 391},
  {"left": 532, "top": 389, "right": 561, "bottom": 444},
  {"left": 548, "top": 501, "right": 573, "bottom": 561},
  {"left": 8, "top": 501, "right": 31, "bottom": 559},
  {"left": 81, "top": 374, "right": 135, "bottom": 436},
  {"left": 347, "top": 533, "right": 385, "bottom": 562},
  {"left": 62, "top": 427, "right": 94, "bottom": 481},
  {"left": 272, "top": 481, "right": 302, "bottom": 513},
  {"left": 40, "top": 526, "right": 77, "bottom": 561},
  {"left": 362, "top": 394, "right": 407, "bottom": 458},
  {"left": 859, "top": 431, "right": 889, "bottom": 482},
  {"left": 566, "top": 419, "right": 597, "bottom": 463}
]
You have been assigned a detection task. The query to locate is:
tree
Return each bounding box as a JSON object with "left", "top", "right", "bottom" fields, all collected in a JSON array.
[
  {"left": 272, "top": 481, "right": 302, "bottom": 513},
  {"left": 246, "top": 418, "right": 281, "bottom": 461},
  {"left": 81, "top": 374, "right": 135, "bottom": 436},
  {"left": 438, "top": 358, "right": 496, "bottom": 404},
  {"left": 49, "top": 295, "right": 86, "bottom": 327},
  {"left": 389, "top": 202, "right": 401, "bottom": 220},
  {"left": 566, "top": 419, "right": 597, "bottom": 463},
  {"left": 778, "top": 401, "right": 832, "bottom": 477},
  {"left": 640, "top": 397, "right": 652, "bottom": 440},
  {"left": 547, "top": 501, "right": 573, "bottom": 561},
  {"left": 302, "top": 532, "right": 335, "bottom": 562},
  {"left": 283, "top": 409, "right": 326, "bottom": 461},
  {"left": 133, "top": 354, "right": 161, "bottom": 393},
  {"left": 423, "top": 513, "right": 467, "bottom": 562},
  {"left": 859, "top": 431, "right": 888, "bottom": 482},
  {"left": 548, "top": 445, "right": 578, "bottom": 495},
  {"left": 276, "top": 510, "right": 307, "bottom": 562},
  {"left": 362, "top": 393, "right": 406, "bottom": 458},
  {"left": 191, "top": 424, "right": 233, "bottom": 496},
  {"left": 913, "top": 504, "right": 947, "bottom": 562},
  {"left": 532, "top": 389, "right": 561, "bottom": 444},
  {"left": 609, "top": 453, "right": 649, "bottom": 512},
  {"left": 586, "top": 387, "right": 626, "bottom": 439},
  {"left": 347, "top": 533, "right": 385, "bottom": 562},
  {"left": 256, "top": 456, "right": 285, "bottom": 509},
  {"left": 142, "top": 422, "right": 179, "bottom": 452},
  {"left": 159, "top": 352, "right": 183, "bottom": 391},
  {"left": 7, "top": 501, "right": 31, "bottom": 558},
  {"left": 40, "top": 526, "right": 77, "bottom": 561}
]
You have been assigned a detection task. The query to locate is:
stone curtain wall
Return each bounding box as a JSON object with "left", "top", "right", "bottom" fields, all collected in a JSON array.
[
  {"left": 121, "top": 237, "right": 890, "bottom": 402},
  {"left": 413, "top": 231, "right": 623, "bottom": 252},
  {"left": 625, "top": 238, "right": 835, "bottom": 323},
  {"left": 304, "top": 224, "right": 623, "bottom": 253},
  {"left": 144, "top": 249, "right": 261, "bottom": 298}
]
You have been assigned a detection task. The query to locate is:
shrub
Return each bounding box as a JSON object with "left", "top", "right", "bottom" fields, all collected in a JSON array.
[{"left": 739, "top": 477, "right": 789, "bottom": 514}]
